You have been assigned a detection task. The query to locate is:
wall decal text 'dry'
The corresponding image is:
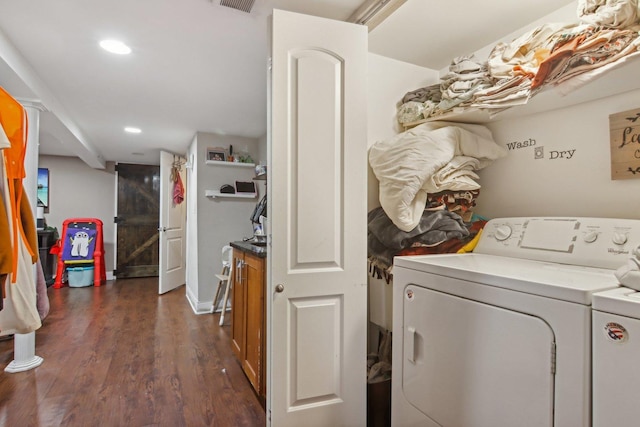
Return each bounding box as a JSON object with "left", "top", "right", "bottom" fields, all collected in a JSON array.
[
  {"left": 610, "top": 107, "right": 640, "bottom": 180},
  {"left": 505, "top": 138, "right": 576, "bottom": 160}
]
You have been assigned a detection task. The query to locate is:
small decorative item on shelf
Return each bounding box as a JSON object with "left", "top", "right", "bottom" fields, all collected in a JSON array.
[
  {"left": 220, "top": 184, "right": 235, "bottom": 194},
  {"left": 207, "top": 147, "right": 226, "bottom": 162},
  {"left": 236, "top": 152, "right": 254, "bottom": 163},
  {"left": 254, "top": 164, "right": 267, "bottom": 180}
]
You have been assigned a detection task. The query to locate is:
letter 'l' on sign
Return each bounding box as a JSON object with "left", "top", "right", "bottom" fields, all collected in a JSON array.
[{"left": 609, "top": 107, "right": 640, "bottom": 180}]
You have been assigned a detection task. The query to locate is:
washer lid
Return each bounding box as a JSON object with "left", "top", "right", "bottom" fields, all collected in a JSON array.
[
  {"left": 394, "top": 253, "right": 620, "bottom": 305},
  {"left": 593, "top": 287, "right": 640, "bottom": 319}
]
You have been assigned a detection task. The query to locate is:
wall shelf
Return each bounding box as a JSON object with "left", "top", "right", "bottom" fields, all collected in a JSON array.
[
  {"left": 205, "top": 190, "right": 257, "bottom": 199},
  {"left": 205, "top": 160, "right": 255, "bottom": 168},
  {"left": 403, "top": 52, "right": 640, "bottom": 129}
]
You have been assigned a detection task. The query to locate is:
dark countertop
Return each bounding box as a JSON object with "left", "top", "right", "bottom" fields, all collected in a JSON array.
[{"left": 230, "top": 240, "right": 267, "bottom": 258}]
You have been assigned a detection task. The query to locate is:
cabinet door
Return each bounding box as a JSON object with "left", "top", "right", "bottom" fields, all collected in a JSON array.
[
  {"left": 230, "top": 250, "right": 245, "bottom": 360},
  {"left": 242, "top": 252, "right": 265, "bottom": 394}
]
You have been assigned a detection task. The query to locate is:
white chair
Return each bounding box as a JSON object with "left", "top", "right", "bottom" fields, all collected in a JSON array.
[{"left": 212, "top": 245, "right": 233, "bottom": 325}]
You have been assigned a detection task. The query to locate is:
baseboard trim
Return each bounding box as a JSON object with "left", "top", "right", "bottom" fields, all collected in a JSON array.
[{"left": 185, "top": 288, "right": 213, "bottom": 315}]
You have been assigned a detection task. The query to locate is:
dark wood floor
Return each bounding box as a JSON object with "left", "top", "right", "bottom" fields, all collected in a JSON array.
[{"left": 0, "top": 278, "right": 266, "bottom": 427}]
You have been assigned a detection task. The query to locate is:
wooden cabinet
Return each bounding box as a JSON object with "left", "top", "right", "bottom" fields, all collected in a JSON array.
[
  {"left": 230, "top": 247, "right": 266, "bottom": 398},
  {"left": 230, "top": 249, "right": 246, "bottom": 359}
]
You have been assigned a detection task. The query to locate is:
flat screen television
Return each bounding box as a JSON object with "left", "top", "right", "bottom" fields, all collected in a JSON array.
[{"left": 37, "top": 167, "right": 49, "bottom": 213}]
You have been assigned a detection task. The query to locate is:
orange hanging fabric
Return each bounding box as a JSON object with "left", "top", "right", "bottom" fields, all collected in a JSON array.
[
  {"left": 0, "top": 86, "right": 26, "bottom": 181},
  {"left": 0, "top": 119, "right": 11, "bottom": 291},
  {"left": 0, "top": 86, "right": 35, "bottom": 284}
]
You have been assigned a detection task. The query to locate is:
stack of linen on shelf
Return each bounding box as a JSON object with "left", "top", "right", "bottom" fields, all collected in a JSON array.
[
  {"left": 396, "top": 0, "right": 640, "bottom": 125},
  {"left": 438, "top": 55, "right": 493, "bottom": 113},
  {"left": 367, "top": 122, "right": 506, "bottom": 276},
  {"left": 396, "top": 83, "right": 441, "bottom": 125}
]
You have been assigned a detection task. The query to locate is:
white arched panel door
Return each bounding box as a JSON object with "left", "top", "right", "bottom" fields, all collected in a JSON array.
[
  {"left": 268, "top": 9, "right": 368, "bottom": 426},
  {"left": 159, "top": 150, "right": 186, "bottom": 294}
]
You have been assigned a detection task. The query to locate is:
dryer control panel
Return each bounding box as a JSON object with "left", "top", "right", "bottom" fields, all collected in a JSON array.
[{"left": 475, "top": 217, "right": 640, "bottom": 270}]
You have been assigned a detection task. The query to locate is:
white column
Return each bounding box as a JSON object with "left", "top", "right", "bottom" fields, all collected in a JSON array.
[
  {"left": 22, "top": 103, "right": 40, "bottom": 204},
  {"left": 5, "top": 101, "right": 45, "bottom": 373}
]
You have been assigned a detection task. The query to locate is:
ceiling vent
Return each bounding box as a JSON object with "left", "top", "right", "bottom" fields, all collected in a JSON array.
[{"left": 220, "top": 0, "right": 255, "bottom": 13}]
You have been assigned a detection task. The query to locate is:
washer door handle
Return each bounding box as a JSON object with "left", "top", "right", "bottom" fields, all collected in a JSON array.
[{"left": 407, "top": 326, "right": 416, "bottom": 364}]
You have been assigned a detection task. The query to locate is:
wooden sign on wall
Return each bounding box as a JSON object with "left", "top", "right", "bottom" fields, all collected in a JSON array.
[{"left": 610, "top": 107, "right": 640, "bottom": 180}]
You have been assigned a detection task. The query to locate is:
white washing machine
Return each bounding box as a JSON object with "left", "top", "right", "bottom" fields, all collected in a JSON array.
[
  {"left": 391, "top": 217, "right": 640, "bottom": 427},
  {"left": 592, "top": 286, "right": 640, "bottom": 427}
]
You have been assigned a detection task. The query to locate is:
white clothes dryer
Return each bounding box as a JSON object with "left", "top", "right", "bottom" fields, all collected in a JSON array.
[
  {"left": 392, "top": 217, "right": 640, "bottom": 427},
  {"left": 592, "top": 286, "right": 640, "bottom": 427}
]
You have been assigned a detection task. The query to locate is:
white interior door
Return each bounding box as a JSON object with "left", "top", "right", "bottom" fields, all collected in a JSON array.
[
  {"left": 268, "top": 9, "right": 368, "bottom": 426},
  {"left": 158, "top": 150, "right": 186, "bottom": 294}
]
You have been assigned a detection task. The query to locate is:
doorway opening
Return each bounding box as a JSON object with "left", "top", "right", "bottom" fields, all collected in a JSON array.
[{"left": 115, "top": 163, "right": 160, "bottom": 278}]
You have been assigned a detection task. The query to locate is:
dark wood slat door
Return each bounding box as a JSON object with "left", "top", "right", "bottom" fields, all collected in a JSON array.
[{"left": 116, "top": 163, "right": 160, "bottom": 278}]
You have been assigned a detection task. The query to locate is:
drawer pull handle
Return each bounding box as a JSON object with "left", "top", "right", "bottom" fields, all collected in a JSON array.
[{"left": 407, "top": 326, "right": 416, "bottom": 364}]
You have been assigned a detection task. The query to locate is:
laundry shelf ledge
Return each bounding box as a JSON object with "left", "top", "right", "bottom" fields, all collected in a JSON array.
[
  {"left": 205, "top": 160, "right": 255, "bottom": 168},
  {"left": 205, "top": 190, "right": 257, "bottom": 199}
]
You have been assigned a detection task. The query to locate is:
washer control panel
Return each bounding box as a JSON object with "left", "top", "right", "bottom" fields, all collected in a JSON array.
[{"left": 475, "top": 217, "right": 640, "bottom": 270}]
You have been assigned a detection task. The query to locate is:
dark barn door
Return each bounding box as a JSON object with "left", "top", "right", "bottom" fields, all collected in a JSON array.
[{"left": 116, "top": 164, "right": 160, "bottom": 278}]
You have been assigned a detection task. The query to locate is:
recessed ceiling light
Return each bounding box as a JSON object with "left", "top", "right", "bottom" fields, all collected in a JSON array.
[
  {"left": 99, "top": 39, "right": 131, "bottom": 55},
  {"left": 124, "top": 127, "right": 141, "bottom": 134}
]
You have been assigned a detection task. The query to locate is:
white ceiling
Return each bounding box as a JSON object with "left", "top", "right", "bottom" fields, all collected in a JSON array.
[{"left": 0, "top": 0, "right": 574, "bottom": 167}]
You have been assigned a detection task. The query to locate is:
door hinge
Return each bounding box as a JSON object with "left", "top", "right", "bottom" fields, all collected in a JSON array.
[
  {"left": 114, "top": 163, "right": 121, "bottom": 172},
  {"left": 113, "top": 269, "right": 119, "bottom": 276},
  {"left": 551, "top": 342, "right": 556, "bottom": 375},
  {"left": 114, "top": 216, "right": 123, "bottom": 224}
]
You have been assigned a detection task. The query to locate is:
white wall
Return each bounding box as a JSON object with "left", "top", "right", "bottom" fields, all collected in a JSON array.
[
  {"left": 185, "top": 135, "right": 199, "bottom": 308},
  {"left": 258, "top": 133, "right": 267, "bottom": 166},
  {"left": 37, "top": 155, "right": 116, "bottom": 275},
  {"left": 187, "top": 132, "right": 260, "bottom": 314},
  {"left": 477, "top": 87, "right": 640, "bottom": 220}
]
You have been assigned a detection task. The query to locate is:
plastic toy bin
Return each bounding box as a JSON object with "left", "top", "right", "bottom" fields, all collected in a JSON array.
[{"left": 67, "top": 266, "right": 95, "bottom": 287}]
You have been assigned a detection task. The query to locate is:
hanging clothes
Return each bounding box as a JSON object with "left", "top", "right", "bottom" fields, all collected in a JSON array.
[
  {"left": 0, "top": 86, "right": 41, "bottom": 333},
  {"left": 0, "top": 142, "right": 41, "bottom": 333},
  {"left": 0, "top": 86, "right": 37, "bottom": 285},
  {"left": 170, "top": 157, "right": 185, "bottom": 205},
  {"left": 173, "top": 171, "right": 185, "bottom": 205},
  {"left": 0, "top": 125, "right": 11, "bottom": 290}
]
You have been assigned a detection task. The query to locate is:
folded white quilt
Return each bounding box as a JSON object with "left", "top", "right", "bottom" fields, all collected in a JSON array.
[
  {"left": 423, "top": 155, "right": 481, "bottom": 193},
  {"left": 369, "top": 122, "right": 507, "bottom": 232}
]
